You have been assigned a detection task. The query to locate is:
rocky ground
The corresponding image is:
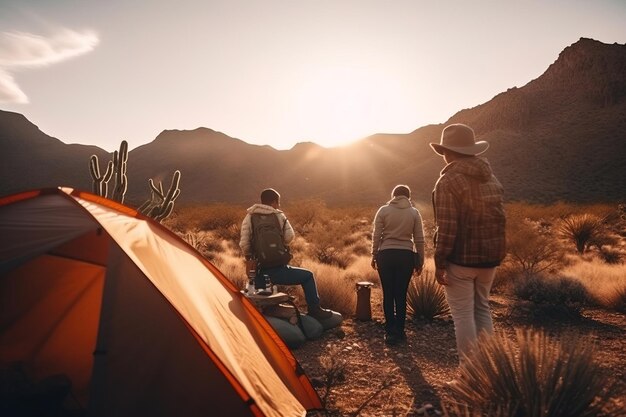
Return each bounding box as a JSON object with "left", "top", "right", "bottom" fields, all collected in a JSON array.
[{"left": 292, "top": 288, "right": 626, "bottom": 416}]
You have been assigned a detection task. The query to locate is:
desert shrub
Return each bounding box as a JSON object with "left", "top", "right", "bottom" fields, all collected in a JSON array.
[
  {"left": 604, "top": 284, "right": 626, "bottom": 313},
  {"left": 449, "top": 329, "right": 617, "bottom": 417},
  {"left": 598, "top": 248, "right": 623, "bottom": 264},
  {"left": 557, "top": 214, "right": 605, "bottom": 254},
  {"left": 306, "top": 220, "right": 356, "bottom": 268},
  {"left": 560, "top": 256, "right": 626, "bottom": 310},
  {"left": 513, "top": 274, "right": 590, "bottom": 319},
  {"left": 407, "top": 271, "right": 449, "bottom": 320},
  {"left": 283, "top": 198, "right": 328, "bottom": 235},
  {"left": 505, "top": 217, "right": 564, "bottom": 277}
]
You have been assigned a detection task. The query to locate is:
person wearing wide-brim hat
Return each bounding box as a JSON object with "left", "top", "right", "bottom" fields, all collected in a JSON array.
[{"left": 429, "top": 123, "right": 506, "bottom": 367}]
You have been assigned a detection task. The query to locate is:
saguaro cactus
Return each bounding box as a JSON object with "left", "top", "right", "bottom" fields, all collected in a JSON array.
[
  {"left": 111, "top": 140, "right": 129, "bottom": 203},
  {"left": 89, "top": 155, "right": 114, "bottom": 197},
  {"left": 138, "top": 170, "right": 182, "bottom": 222},
  {"left": 89, "top": 141, "right": 128, "bottom": 203},
  {"left": 88, "top": 141, "right": 181, "bottom": 222}
]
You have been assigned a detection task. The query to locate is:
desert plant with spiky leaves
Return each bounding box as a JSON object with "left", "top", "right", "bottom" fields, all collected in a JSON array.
[
  {"left": 558, "top": 213, "right": 605, "bottom": 254},
  {"left": 407, "top": 271, "right": 449, "bottom": 320},
  {"left": 449, "top": 329, "right": 618, "bottom": 417}
]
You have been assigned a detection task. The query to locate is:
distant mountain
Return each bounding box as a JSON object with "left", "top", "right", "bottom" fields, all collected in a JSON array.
[{"left": 1, "top": 38, "right": 625, "bottom": 206}]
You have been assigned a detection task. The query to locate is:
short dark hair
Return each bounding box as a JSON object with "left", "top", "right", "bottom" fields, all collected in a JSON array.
[
  {"left": 261, "top": 188, "right": 280, "bottom": 205},
  {"left": 392, "top": 185, "right": 410, "bottom": 198}
]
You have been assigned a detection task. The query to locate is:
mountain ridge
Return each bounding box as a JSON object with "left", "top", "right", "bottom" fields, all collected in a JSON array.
[{"left": 1, "top": 38, "right": 625, "bottom": 206}]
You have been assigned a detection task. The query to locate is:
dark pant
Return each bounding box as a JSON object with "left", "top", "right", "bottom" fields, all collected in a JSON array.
[
  {"left": 376, "top": 249, "right": 414, "bottom": 334},
  {"left": 257, "top": 265, "right": 321, "bottom": 306}
]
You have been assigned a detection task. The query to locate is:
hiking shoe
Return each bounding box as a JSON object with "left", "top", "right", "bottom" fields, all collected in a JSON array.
[
  {"left": 396, "top": 330, "right": 406, "bottom": 342},
  {"left": 308, "top": 305, "right": 333, "bottom": 320}
]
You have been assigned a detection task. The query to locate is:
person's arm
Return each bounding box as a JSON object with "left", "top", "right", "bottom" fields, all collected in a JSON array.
[
  {"left": 413, "top": 209, "right": 425, "bottom": 273},
  {"left": 433, "top": 182, "right": 458, "bottom": 284},
  {"left": 371, "top": 207, "right": 384, "bottom": 269},
  {"left": 239, "top": 214, "right": 253, "bottom": 259},
  {"left": 281, "top": 213, "right": 295, "bottom": 244}
]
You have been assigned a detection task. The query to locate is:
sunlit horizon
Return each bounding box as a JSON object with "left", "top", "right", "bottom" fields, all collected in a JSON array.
[{"left": 0, "top": 1, "right": 625, "bottom": 151}]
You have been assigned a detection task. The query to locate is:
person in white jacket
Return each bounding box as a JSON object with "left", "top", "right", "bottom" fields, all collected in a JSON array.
[
  {"left": 240, "top": 188, "right": 332, "bottom": 320},
  {"left": 371, "top": 185, "right": 425, "bottom": 345}
]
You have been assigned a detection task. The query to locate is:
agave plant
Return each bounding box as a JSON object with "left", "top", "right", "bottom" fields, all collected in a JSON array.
[
  {"left": 407, "top": 271, "right": 449, "bottom": 320},
  {"left": 557, "top": 214, "right": 604, "bottom": 254},
  {"left": 449, "top": 329, "right": 616, "bottom": 417}
]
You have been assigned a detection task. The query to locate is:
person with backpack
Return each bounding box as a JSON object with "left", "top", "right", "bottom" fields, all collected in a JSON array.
[
  {"left": 239, "top": 188, "right": 333, "bottom": 321},
  {"left": 371, "top": 185, "right": 425, "bottom": 345},
  {"left": 430, "top": 123, "right": 506, "bottom": 364}
]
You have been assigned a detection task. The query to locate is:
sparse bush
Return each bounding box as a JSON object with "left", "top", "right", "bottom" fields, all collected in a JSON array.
[
  {"left": 513, "top": 274, "right": 590, "bottom": 319},
  {"left": 604, "top": 284, "right": 626, "bottom": 313},
  {"left": 558, "top": 214, "right": 605, "bottom": 254},
  {"left": 306, "top": 220, "right": 355, "bottom": 268},
  {"left": 318, "top": 345, "right": 347, "bottom": 408},
  {"left": 598, "top": 248, "right": 623, "bottom": 264},
  {"left": 283, "top": 199, "right": 328, "bottom": 235},
  {"left": 561, "top": 256, "right": 626, "bottom": 311},
  {"left": 449, "top": 329, "right": 617, "bottom": 417},
  {"left": 506, "top": 217, "right": 564, "bottom": 277},
  {"left": 407, "top": 271, "right": 449, "bottom": 320}
]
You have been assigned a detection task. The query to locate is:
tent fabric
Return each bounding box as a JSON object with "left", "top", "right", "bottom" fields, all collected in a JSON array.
[{"left": 0, "top": 187, "right": 322, "bottom": 417}]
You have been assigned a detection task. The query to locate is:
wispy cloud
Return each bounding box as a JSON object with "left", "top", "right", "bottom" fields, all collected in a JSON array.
[{"left": 0, "top": 28, "right": 99, "bottom": 103}]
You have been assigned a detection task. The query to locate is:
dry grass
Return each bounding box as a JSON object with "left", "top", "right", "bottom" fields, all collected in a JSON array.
[
  {"left": 298, "top": 256, "right": 379, "bottom": 315},
  {"left": 170, "top": 200, "right": 626, "bottom": 318},
  {"left": 561, "top": 256, "right": 626, "bottom": 310}
]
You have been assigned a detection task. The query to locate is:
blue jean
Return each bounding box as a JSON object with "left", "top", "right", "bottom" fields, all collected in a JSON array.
[
  {"left": 257, "top": 265, "right": 321, "bottom": 306},
  {"left": 376, "top": 249, "right": 414, "bottom": 334}
]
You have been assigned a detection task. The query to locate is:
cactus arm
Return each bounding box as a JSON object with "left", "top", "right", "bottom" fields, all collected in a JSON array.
[
  {"left": 89, "top": 155, "right": 114, "bottom": 197},
  {"left": 111, "top": 141, "right": 129, "bottom": 203}
]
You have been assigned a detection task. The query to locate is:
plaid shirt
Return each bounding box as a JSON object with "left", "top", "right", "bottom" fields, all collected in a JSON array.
[{"left": 432, "top": 156, "right": 506, "bottom": 269}]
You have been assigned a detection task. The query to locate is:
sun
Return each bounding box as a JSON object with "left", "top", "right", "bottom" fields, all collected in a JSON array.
[{"left": 292, "top": 66, "right": 388, "bottom": 148}]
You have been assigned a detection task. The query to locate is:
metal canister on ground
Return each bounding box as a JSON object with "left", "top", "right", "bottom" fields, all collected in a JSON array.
[{"left": 355, "top": 281, "right": 374, "bottom": 321}]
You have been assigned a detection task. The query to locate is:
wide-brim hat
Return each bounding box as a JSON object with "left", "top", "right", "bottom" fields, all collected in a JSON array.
[{"left": 429, "top": 123, "right": 489, "bottom": 156}]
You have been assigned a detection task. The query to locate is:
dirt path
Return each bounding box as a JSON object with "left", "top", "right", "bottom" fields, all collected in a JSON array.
[{"left": 293, "top": 289, "right": 626, "bottom": 416}]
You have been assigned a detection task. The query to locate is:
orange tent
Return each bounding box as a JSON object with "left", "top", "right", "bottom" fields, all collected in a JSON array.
[{"left": 0, "top": 187, "right": 322, "bottom": 417}]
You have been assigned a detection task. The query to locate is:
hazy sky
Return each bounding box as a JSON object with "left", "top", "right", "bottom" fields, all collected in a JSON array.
[{"left": 1, "top": 0, "right": 625, "bottom": 151}]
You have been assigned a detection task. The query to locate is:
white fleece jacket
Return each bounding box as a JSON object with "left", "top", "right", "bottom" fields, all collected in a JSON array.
[{"left": 372, "top": 196, "right": 425, "bottom": 258}]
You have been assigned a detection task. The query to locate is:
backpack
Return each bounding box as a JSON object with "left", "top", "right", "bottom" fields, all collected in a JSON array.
[{"left": 251, "top": 213, "right": 292, "bottom": 268}]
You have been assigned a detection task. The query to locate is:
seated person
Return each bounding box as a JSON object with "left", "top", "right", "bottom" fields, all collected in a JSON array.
[{"left": 239, "top": 188, "right": 332, "bottom": 320}]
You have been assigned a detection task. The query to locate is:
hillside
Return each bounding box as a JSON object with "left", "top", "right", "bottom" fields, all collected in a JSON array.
[{"left": 1, "top": 38, "right": 624, "bottom": 205}]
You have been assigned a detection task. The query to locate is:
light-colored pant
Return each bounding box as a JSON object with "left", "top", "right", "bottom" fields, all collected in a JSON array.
[{"left": 444, "top": 263, "right": 497, "bottom": 362}]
